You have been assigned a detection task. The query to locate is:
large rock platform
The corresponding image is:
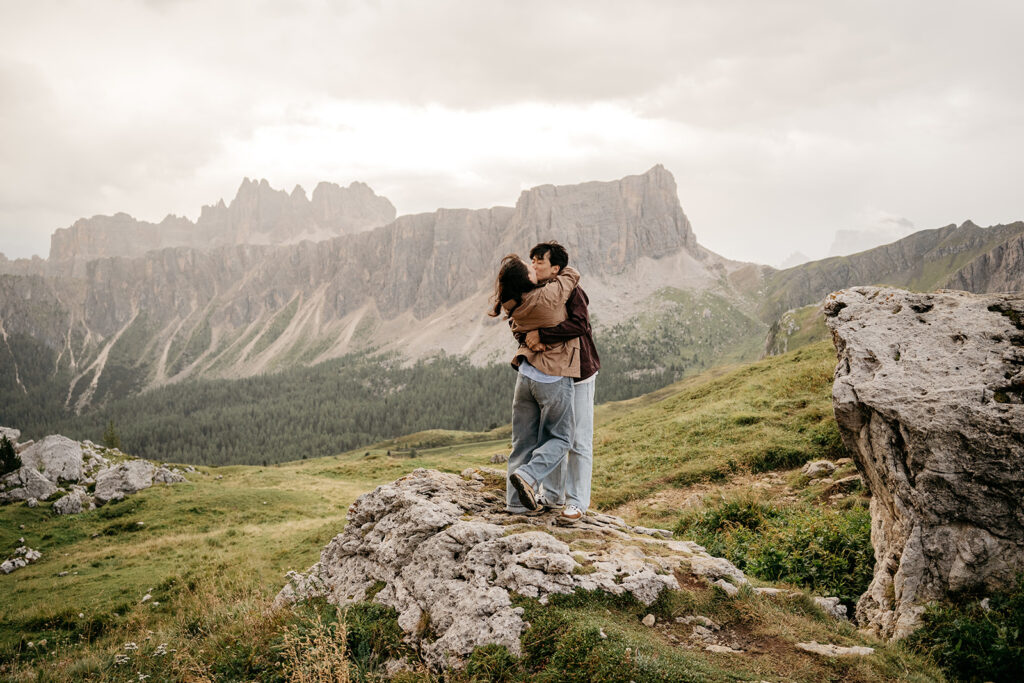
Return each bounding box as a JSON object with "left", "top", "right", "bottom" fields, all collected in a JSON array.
[
  {"left": 825, "top": 287, "right": 1024, "bottom": 639},
  {"left": 276, "top": 468, "right": 750, "bottom": 670}
]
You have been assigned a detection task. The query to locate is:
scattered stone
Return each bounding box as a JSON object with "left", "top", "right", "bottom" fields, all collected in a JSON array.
[
  {"left": 599, "top": 628, "right": 607, "bottom": 639},
  {"left": 215, "top": 475, "right": 224, "bottom": 480},
  {"left": 796, "top": 641, "right": 874, "bottom": 657},
  {"left": 801, "top": 460, "right": 836, "bottom": 480},
  {"left": 813, "top": 596, "right": 848, "bottom": 620},
  {"left": 826, "top": 287, "right": 1024, "bottom": 639},
  {"left": 690, "top": 625, "right": 715, "bottom": 641},
  {"left": 705, "top": 644, "right": 744, "bottom": 654},
  {"left": 153, "top": 467, "right": 186, "bottom": 484},
  {"left": 489, "top": 452, "right": 509, "bottom": 464},
  {"left": 680, "top": 615, "right": 720, "bottom": 630},
  {"left": 835, "top": 458, "right": 853, "bottom": 466},
  {"left": 642, "top": 614, "right": 656, "bottom": 627},
  {"left": 713, "top": 579, "right": 739, "bottom": 597},
  {"left": 26, "top": 498, "right": 38, "bottom": 508},
  {"left": 0, "top": 426, "right": 20, "bottom": 443},
  {"left": 141, "top": 593, "right": 152, "bottom": 603},
  {"left": 383, "top": 657, "right": 413, "bottom": 676},
  {"left": 276, "top": 468, "right": 748, "bottom": 670},
  {"left": 2, "top": 546, "right": 42, "bottom": 574}
]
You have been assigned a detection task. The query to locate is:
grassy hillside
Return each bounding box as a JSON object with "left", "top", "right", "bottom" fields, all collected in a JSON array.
[{"left": 0, "top": 342, "right": 965, "bottom": 681}]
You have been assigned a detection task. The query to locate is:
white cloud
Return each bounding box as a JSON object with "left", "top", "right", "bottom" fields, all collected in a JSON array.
[{"left": 1, "top": 0, "right": 1023, "bottom": 264}]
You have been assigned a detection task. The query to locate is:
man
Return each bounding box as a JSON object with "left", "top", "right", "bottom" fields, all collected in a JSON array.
[{"left": 522, "top": 241, "right": 600, "bottom": 522}]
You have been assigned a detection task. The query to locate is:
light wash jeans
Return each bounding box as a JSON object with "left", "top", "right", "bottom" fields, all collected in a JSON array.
[
  {"left": 538, "top": 377, "right": 595, "bottom": 511},
  {"left": 505, "top": 373, "right": 575, "bottom": 513}
]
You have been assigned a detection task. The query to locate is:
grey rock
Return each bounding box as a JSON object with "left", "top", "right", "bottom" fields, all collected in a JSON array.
[
  {"left": 489, "top": 452, "right": 509, "bottom": 464},
  {"left": 153, "top": 467, "right": 186, "bottom": 484},
  {"left": 705, "top": 644, "right": 744, "bottom": 654},
  {"left": 94, "top": 460, "right": 156, "bottom": 504},
  {"left": 813, "top": 596, "right": 848, "bottom": 620},
  {"left": 53, "top": 493, "right": 82, "bottom": 516},
  {"left": 17, "top": 435, "right": 84, "bottom": 483},
  {"left": 795, "top": 641, "right": 874, "bottom": 657},
  {"left": 0, "top": 467, "right": 57, "bottom": 502},
  {"left": 801, "top": 460, "right": 836, "bottom": 479},
  {"left": 0, "top": 426, "right": 20, "bottom": 443},
  {"left": 641, "top": 614, "right": 656, "bottom": 627},
  {"left": 826, "top": 287, "right": 1024, "bottom": 639},
  {"left": 276, "top": 468, "right": 746, "bottom": 670},
  {"left": 713, "top": 578, "right": 740, "bottom": 597},
  {"left": 1, "top": 546, "right": 42, "bottom": 574},
  {"left": 14, "top": 439, "right": 33, "bottom": 454},
  {"left": 26, "top": 498, "right": 37, "bottom": 508}
]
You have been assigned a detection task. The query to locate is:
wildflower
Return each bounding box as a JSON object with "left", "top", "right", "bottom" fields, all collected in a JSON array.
[{"left": 124, "top": 641, "right": 139, "bottom": 651}]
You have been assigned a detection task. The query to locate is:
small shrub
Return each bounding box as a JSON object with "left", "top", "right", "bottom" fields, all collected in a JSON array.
[
  {"left": 908, "top": 576, "right": 1024, "bottom": 682},
  {"left": 675, "top": 497, "right": 872, "bottom": 603}
]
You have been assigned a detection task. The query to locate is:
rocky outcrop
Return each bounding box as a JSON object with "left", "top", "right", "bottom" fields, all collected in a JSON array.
[
  {"left": 48, "top": 179, "right": 397, "bottom": 262},
  {"left": 1, "top": 546, "right": 41, "bottom": 574},
  {"left": 825, "top": 286, "right": 1024, "bottom": 639},
  {"left": 0, "top": 429, "right": 183, "bottom": 511},
  {"left": 276, "top": 468, "right": 751, "bottom": 670}
]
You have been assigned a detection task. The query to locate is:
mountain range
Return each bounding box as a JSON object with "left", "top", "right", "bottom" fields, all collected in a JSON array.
[{"left": 1, "top": 166, "right": 1021, "bottom": 459}]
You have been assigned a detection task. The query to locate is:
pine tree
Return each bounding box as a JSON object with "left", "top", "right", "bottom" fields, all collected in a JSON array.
[
  {"left": 0, "top": 435, "right": 20, "bottom": 476},
  {"left": 103, "top": 419, "right": 122, "bottom": 450}
]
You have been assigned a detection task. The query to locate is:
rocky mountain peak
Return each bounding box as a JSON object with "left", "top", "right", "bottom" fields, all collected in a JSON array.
[{"left": 47, "top": 177, "right": 396, "bottom": 261}]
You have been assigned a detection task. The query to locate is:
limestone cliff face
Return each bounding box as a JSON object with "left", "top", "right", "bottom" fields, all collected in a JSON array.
[{"left": 48, "top": 179, "right": 397, "bottom": 261}]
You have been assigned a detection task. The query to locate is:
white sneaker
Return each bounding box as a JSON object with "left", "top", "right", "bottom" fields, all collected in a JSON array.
[{"left": 560, "top": 504, "right": 584, "bottom": 521}]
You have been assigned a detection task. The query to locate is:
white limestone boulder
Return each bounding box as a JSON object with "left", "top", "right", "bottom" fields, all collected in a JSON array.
[
  {"left": 94, "top": 460, "right": 156, "bottom": 504},
  {"left": 825, "top": 287, "right": 1024, "bottom": 639},
  {"left": 17, "top": 435, "right": 84, "bottom": 484}
]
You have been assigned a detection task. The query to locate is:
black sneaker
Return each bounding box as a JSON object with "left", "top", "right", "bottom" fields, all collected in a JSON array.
[{"left": 509, "top": 472, "right": 538, "bottom": 511}]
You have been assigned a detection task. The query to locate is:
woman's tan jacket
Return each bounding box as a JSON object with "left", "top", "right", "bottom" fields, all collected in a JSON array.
[{"left": 502, "top": 267, "right": 581, "bottom": 378}]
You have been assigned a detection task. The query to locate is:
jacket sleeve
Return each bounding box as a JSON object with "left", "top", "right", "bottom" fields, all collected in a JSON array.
[
  {"left": 534, "top": 267, "right": 580, "bottom": 308},
  {"left": 537, "top": 288, "right": 589, "bottom": 343}
]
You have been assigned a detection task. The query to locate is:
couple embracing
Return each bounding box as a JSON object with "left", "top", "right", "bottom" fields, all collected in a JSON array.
[{"left": 488, "top": 242, "right": 600, "bottom": 523}]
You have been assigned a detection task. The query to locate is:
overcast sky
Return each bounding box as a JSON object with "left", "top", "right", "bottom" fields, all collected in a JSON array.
[{"left": 2, "top": 0, "right": 1022, "bottom": 266}]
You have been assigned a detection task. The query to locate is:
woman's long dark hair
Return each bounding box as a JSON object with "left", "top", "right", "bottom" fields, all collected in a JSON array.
[{"left": 488, "top": 254, "right": 536, "bottom": 317}]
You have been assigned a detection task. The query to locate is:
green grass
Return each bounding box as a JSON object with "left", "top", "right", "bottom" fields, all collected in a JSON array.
[
  {"left": 591, "top": 341, "right": 842, "bottom": 509},
  {"left": 0, "top": 340, "right": 951, "bottom": 681}
]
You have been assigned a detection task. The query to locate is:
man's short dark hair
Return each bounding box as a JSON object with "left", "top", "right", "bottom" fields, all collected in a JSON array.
[{"left": 529, "top": 241, "right": 569, "bottom": 271}]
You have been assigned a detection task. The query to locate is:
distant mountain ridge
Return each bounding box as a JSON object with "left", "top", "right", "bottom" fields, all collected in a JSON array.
[
  {"left": 47, "top": 178, "right": 397, "bottom": 263},
  {"left": 1, "top": 165, "right": 746, "bottom": 412}
]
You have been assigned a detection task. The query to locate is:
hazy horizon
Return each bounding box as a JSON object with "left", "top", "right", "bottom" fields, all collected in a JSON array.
[{"left": 3, "top": 0, "right": 1023, "bottom": 266}]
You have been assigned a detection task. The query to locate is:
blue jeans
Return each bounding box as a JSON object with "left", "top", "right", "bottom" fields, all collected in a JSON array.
[
  {"left": 538, "top": 377, "right": 595, "bottom": 511},
  {"left": 506, "top": 373, "right": 575, "bottom": 513}
]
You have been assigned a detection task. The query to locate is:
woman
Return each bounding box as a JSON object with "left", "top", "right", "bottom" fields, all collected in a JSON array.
[{"left": 489, "top": 255, "right": 581, "bottom": 512}]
